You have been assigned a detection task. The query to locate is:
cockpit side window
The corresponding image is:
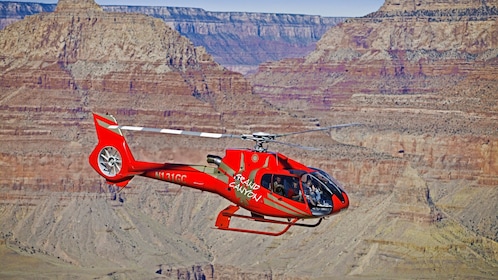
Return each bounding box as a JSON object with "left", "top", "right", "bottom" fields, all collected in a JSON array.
[
  {"left": 286, "top": 176, "right": 303, "bottom": 202},
  {"left": 261, "top": 174, "right": 272, "bottom": 190},
  {"left": 271, "top": 175, "right": 286, "bottom": 196},
  {"left": 261, "top": 174, "right": 303, "bottom": 202}
]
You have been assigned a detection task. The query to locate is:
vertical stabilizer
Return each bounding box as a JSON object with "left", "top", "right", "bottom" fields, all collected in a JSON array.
[{"left": 88, "top": 113, "right": 137, "bottom": 187}]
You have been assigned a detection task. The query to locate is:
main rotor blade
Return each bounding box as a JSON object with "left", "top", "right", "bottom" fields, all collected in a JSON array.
[
  {"left": 108, "top": 125, "right": 239, "bottom": 139},
  {"left": 275, "top": 123, "right": 362, "bottom": 138},
  {"left": 269, "top": 140, "right": 321, "bottom": 151}
]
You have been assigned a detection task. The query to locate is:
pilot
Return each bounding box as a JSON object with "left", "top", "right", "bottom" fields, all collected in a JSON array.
[
  {"left": 272, "top": 176, "right": 285, "bottom": 196},
  {"left": 311, "top": 184, "right": 322, "bottom": 205},
  {"left": 302, "top": 177, "right": 317, "bottom": 207}
]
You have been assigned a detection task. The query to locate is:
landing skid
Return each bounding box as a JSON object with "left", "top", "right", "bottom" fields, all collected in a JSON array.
[{"left": 215, "top": 205, "right": 323, "bottom": 236}]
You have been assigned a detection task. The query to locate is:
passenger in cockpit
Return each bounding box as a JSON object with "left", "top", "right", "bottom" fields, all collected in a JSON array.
[
  {"left": 272, "top": 176, "right": 285, "bottom": 196},
  {"left": 302, "top": 177, "right": 317, "bottom": 207},
  {"left": 288, "top": 179, "right": 302, "bottom": 202},
  {"left": 311, "top": 184, "right": 322, "bottom": 205}
]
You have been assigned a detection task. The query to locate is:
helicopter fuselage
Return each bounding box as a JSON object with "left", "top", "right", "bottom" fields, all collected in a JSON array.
[
  {"left": 137, "top": 149, "right": 349, "bottom": 219},
  {"left": 89, "top": 112, "right": 350, "bottom": 235}
]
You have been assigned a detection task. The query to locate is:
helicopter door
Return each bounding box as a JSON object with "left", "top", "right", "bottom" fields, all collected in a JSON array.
[{"left": 261, "top": 174, "right": 302, "bottom": 201}]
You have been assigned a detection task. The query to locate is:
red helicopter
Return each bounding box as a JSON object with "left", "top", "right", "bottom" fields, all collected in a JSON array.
[{"left": 89, "top": 112, "right": 356, "bottom": 236}]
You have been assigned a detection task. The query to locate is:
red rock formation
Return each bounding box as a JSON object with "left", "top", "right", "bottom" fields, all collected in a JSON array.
[
  {"left": 249, "top": 0, "right": 498, "bottom": 248},
  {"left": 0, "top": 0, "right": 309, "bottom": 193},
  {"left": 55, "top": 0, "right": 102, "bottom": 12},
  {"left": 0, "top": 2, "right": 345, "bottom": 75},
  {"left": 379, "top": 0, "right": 497, "bottom": 13},
  {"left": 0, "top": 1, "right": 497, "bottom": 279},
  {"left": 250, "top": 0, "right": 498, "bottom": 110}
]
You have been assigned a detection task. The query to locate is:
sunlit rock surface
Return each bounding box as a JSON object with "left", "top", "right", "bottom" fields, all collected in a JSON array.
[
  {"left": 0, "top": 0, "right": 497, "bottom": 279},
  {"left": 0, "top": 1, "right": 345, "bottom": 74}
]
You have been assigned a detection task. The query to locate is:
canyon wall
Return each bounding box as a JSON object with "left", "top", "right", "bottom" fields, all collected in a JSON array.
[
  {"left": 0, "top": 1, "right": 345, "bottom": 74},
  {"left": 104, "top": 5, "right": 344, "bottom": 74},
  {"left": 0, "top": 0, "right": 497, "bottom": 279},
  {"left": 250, "top": 0, "right": 498, "bottom": 109},
  {"left": 0, "top": 0, "right": 304, "bottom": 194},
  {"left": 378, "top": 0, "right": 498, "bottom": 14},
  {"left": 249, "top": 0, "right": 498, "bottom": 271}
]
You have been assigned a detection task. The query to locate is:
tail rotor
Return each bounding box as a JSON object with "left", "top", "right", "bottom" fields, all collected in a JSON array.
[
  {"left": 97, "top": 146, "right": 123, "bottom": 177},
  {"left": 89, "top": 113, "right": 136, "bottom": 187}
]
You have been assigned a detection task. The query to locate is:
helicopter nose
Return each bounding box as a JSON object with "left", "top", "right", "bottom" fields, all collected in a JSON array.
[{"left": 331, "top": 191, "right": 349, "bottom": 213}]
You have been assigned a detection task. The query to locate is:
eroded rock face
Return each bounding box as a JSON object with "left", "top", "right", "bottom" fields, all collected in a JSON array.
[
  {"left": 55, "top": 0, "right": 102, "bottom": 12},
  {"left": 249, "top": 0, "right": 498, "bottom": 268},
  {"left": 0, "top": 1, "right": 497, "bottom": 279},
  {"left": 0, "top": 0, "right": 300, "bottom": 194},
  {"left": 0, "top": 1, "right": 345, "bottom": 74},
  {"left": 250, "top": 0, "right": 498, "bottom": 110},
  {"left": 0, "top": 1, "right": 219, "bottom": 93},
  {"left": 104, "top": 6, "right": 345, "bottom": 74},
  {"left": 378, "top": 0, "right": 498, "bottom": 13}
]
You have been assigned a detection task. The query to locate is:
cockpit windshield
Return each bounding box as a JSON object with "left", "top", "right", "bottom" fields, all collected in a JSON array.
[
  {"left": 309, "top": 169, "right": 346, "bottom": 203},
  {"left": 260, "top": 169, "right": 346, "bottom": 217}
]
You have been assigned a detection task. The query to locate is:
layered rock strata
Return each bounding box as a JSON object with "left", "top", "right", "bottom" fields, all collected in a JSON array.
[
  {"left": 0, "top": 1, "right": 345, "bottom": 74},
  {"left": 249, "top": 0, "right": 498, "bottom": 257},
  {"left": 0, "top": 0, "right": 307, "bottom": 193},
  {"left": 250, "top": 0, "right": 498, "bottom": 110},
  {"left": 0, "top": 0, "right": 497, "bottom": 279}
]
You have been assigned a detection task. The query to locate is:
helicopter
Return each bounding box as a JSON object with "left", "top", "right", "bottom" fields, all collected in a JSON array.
[{"left": 89, "top": 112, "right": 358, "bottom": 236}]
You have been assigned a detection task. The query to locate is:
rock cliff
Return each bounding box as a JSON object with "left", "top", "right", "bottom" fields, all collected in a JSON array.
[
  {"left": 378, "top": 0, "right": 498, "bottom": 14},
  {"left": 0, "top": 1, "right": 345, "bottom": 74},
  {"left": 249, "top": 0, "right": 498, "bottom": 276},
  {"left": 250, "top": 0, "right": 498, "bottom": 109},
  {"left": 0, "top": 0, "right": 300, "bottom": 194},
  {"left": 0, "top": 0, "right": 497, "bottom": 279},
  {"left": 104, "top": 6, "right": 344, "bottom": 74}
]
